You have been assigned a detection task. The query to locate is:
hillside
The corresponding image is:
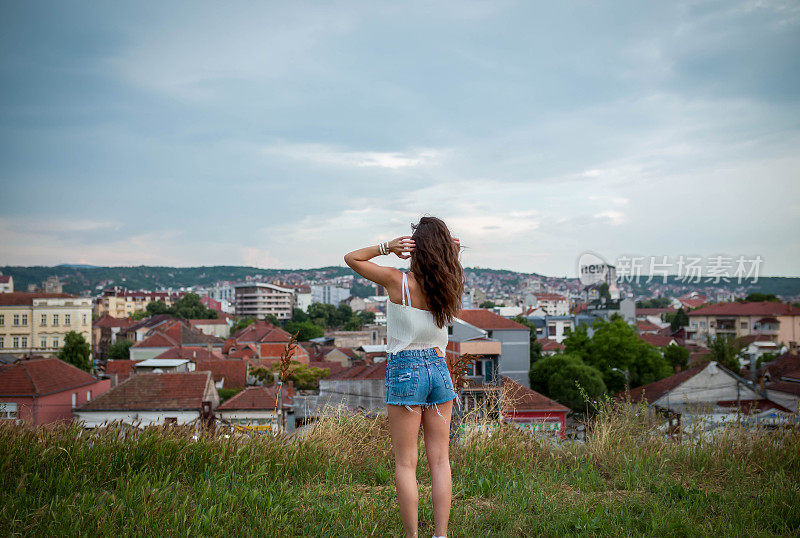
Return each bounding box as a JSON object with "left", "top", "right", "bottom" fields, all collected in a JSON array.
[{"left": 1, "top": 403, "right": 798, "bottom": 536}]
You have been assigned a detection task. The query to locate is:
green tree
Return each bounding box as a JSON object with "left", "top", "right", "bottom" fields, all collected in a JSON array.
[
  {"left": 529, "top": 354, "right": 583, "bottom": 394},
  {"left": 308, "top": 303, "right": 337, "bottom": 328},
  {"left": 145, "top": 300, "right": 170, "bottom": 316},
  {"left": 356, "top": 310, "right": 376, "bottom": 326},
  {"left": 564, "top": 318, "right": 671, "bottom": 393},
  {"left": 264, "top": 314, "right": 280, "bottom": 326},
  {"left": 249, "top": 361, "right": 330, "bottom": 390},
  {"left": 169, "top": 293, "right": 218, "bottom": 319},
  {"left": 663, "top": 345, "right": 690, "bottom": 371},
  {"left": 291, "top": 308, "right": 309, "bottom": 323},
  {"left": 707, "top": 334, "right": 744, "bottom": 373},
  {"left": 335, "top": 303, "right": 354, "bottom": 327},
  {"left": 547, "top": 362, "right": 607, "bottom": 410},
  {"left": 131, "top": 310, "right": 148, "bottom": 321},
  {"left": 670, "top": 307, "right": 689, "bottom": 331},
  {"left": 106, "top": 339, "right": 134, "bottom": 362},
  {"left": 57, "top": 331, "right": 92, "bottom": 372},
  {"left": 636, "top": 297, "right": 672, "bottom": 309},
  {"left": 284, "top": 320, "right": 324, "bottom": 341},
  {"left": 479, "top": 301, "right": 496, "bottom": 309},
  {"left": 230, "top": 317, "right": 255, "bottom": 336},
  {"left": 744, "top": 293, "right": 779, "bottom": 302},
  {"left": 598, "top": 282, "right": 611, "bottom": 301}
]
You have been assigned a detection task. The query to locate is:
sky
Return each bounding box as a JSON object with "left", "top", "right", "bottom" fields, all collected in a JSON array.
[{"left": 1, "top": 0, "right": 798, "bottom": 277}]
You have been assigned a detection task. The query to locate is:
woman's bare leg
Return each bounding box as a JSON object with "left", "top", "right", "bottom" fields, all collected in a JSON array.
[
  {"left": 387, "top": 404, "right": 423, "bottom": 538},
  {"left": 422, "top": 399, "right": 454, "bottom": 538}
]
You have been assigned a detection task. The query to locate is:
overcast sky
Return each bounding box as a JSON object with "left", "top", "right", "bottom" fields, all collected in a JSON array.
[{"left": 1, "top": 1, "right": 798, "bottom": 277}]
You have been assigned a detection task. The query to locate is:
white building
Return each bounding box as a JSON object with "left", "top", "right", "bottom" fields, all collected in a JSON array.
[
  {"left": 234, "top": 283, "right": 294, "bottom": 320},
  {"left": 531, "top": 293, "right": 570, "bottom": 316},
  {"left": 0, "top": 275, "right": 13, "bottom": 293},
  {"left": 311, "top": 284, "right": 350, "bottom": 306}
]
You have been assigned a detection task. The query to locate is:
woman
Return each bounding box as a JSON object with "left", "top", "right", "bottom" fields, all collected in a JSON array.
[{"left": 344, "top": 216, "right": 463, "bottom": 538}]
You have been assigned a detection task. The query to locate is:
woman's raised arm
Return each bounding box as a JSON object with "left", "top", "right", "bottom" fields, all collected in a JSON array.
[{"left": 344, "top": 236, "right": 415, "bottom": 287}]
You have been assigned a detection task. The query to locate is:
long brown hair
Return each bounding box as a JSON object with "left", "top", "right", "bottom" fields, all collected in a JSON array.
[{"left": 409, "top": 216, "right": 464, "bottom": 328}]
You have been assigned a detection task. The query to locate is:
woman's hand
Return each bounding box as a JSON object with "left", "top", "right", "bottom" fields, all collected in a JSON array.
[{"left": 389, "top": 236, "right": 415, "bottom": 259}]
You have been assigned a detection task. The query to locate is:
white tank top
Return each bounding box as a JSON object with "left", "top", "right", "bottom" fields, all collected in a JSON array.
[{"left": 385, "top": 271, "right": 449, "bottom": 354}]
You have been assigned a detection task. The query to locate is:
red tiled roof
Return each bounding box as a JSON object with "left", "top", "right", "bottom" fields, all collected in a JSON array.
[
  {"left": 639, "top": 334, "right": 676, "bottom": 347},
  {"left": 188, "top": 319, "right": 228, "bottom": 326},
  {"left": 308, "top": 360, "right": 344, "bottom": 375},
  {"left": 217, "top": 384, "right": 292, "bottom": 411},
  {"left": 133, "top": 331, "right": 178, "bottom": 349},
  {"left": 94, "top": 315, "right": 135, "bottom": 329},
  {"left": 195, "top": 359, "right": 247, "bottom": 389},
  {"left": 500, "top": 376, "right": 569, "bottom": 413},
  {"left": 768, "top": 381, "right": 800, "bottom": 396},
  {"left": 457, "top": 309, "right": 529, "bottom": 330},
  {"left": 0, "top": 292, "right": 73, "bottom": 306},
  {"left": 79, "top": 372, "right": 214, "bottom": 411},
  {"left": 234, "top": 321, "right": 292, "bottom": 343},
  {"left": 627, "top": 365, "right": 705, "bottom": 404},
  {"left": 0, "top": 357, "right": 100, "bottom": 396},
  {"left": 680, "top": 298, "right": 707, "bottom": 310},
  {"left": 735, "top": 334, "right": 776, "bottom": 347},
  {"left": 327, "top": 362, "right": 387, "bottom": 380},
  {"left": 154, "top": 347, "right": 224, "bottom": 361},
  {"left": 534, "top": 293, "right": 567, "bottom": 301},
  {"left": 537, "top": 339, "right": 564, "bottom": 352},
  {"left": 105, "top": 360, "right": 136, "bottom": 382},
  {"left": 782, "top": 369, "right": 800, "bottom": 382},
  {"left": 637, "top": 320, "right": 662, "bottom": 333},
  {"left": 688, "top": 301, "right": 800, "bottom": 317},
  {"left": 0, "top": 275, "right": 11, "bottom": 283},
  {"left": 764, "top": 353, "right": 800, "bottom": 381}
]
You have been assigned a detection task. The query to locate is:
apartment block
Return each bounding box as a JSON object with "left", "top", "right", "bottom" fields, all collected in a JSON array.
[
  {"left": 0, "top": 293, "right": 93, "bottom": 356},
  {"left": 234, "top": 283, "right": 294, "bottom": 320}
]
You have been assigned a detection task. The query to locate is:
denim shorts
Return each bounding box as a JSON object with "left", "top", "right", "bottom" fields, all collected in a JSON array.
[{"left": 385, "top": 347, "right": 459, "bottom": 420}]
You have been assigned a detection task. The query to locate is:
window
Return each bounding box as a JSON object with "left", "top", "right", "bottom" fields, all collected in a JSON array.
[
  {"left": 0, "top": 402, "right": 18, "bottom": 420},
  {"left": 13, "top": 315, "right": 19, "bottom": 326},
  {"left": 0, "top": 314, "right": 4, "bottom": 326},
  {"left": 41, "top": 314, "right": 47, "bottom": 326},
  {"left": 21, "top": 315, "right": 27, "bottom": 326},
  {"left": 71, "top": 393, "right": 77, "bottom": 408},
  {"left": 486, "top": 330, "right": 493, "bottom": 338},
  {"left": 20, "top": 337, "right": 27, "bottom": 348},
  {"left": 700, "top": 322, "right": 706, "bottom": 328},
  {"left": 52, "top": 337, "right": 59, "bottom": 348},
  {"left": 65, "top": 314, "right": 71, "bottom": 326},
  {"left": 0, "top": 337, "right": 3, "bottom": 348},
  {"left": 40, "top": 338, "right": 47, "bottom": 349},
  {"left": 86, "top": 390, "right": 92, "bottom": 401},
  {"left": 12, "top": 337, "right": 19, "bottom": 348},
  {"left": 82, "top": 314, "right": 87, "bottom": 325},
  {"left": 741, "top": 322, "right": 748, "bottom": 329},
  {"left": 53, "top": 314, "right": 59, "bottom": 326}
]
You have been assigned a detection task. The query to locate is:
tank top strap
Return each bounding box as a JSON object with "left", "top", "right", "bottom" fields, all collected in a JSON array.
[{"left": 402, "top": 271, "right": 412, "bottom": 307}]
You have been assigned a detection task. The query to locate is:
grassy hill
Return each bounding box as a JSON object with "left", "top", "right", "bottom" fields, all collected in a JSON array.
[{"left": 1, "top": 402, "right": 798, "bottom": 536}]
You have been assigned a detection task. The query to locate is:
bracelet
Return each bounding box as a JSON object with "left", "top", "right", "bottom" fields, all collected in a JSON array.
[{"left": 378, "top": 241, "right": 389, "bottom": 255}]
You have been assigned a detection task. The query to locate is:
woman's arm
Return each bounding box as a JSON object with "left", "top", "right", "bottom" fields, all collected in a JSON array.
[{"left": 344, "top": 236, "right": 415, "bottom": 287}]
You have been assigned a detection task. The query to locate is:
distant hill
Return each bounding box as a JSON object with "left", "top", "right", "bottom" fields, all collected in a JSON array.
[{"left": 1, "top": 264, "right": 799, "bottom": 299}]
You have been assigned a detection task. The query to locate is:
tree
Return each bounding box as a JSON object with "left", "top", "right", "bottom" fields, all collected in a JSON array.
[
  {"left": 529, "top": 354, "right": 583, "bottom": 394},
  {"left": 564, "top": 318, "right": 671, "bottom": 394},
  {"left": 744, "top": 293, "right": 779, "bottom": 302},
  {"left": 357, "top": 310, "right": 376, "bottom": 326},
  {"left": 169, "top": 293, "right": 218, "bottom": 319},
  {"left": 547, "top": 362, "right": 607, "bottom": 410},
  {"left": 670, "top": 307, "right": 689, "bottom": 331},
  {"left": 264, "top": 314, "right": 280, "bottom": 326},
  {"left": 707, "top": 334, "right": 744, "bottom": 373},
  {"left": 57, "top": 331, "right": 92, "bottom": 372},
  {"left": 308, "top": 303, "right": 337, "bottom": 328},
  {"left": 663, "top": 345, "right": 690, "bottom": 371},
  {"left": 131, "top": 310, "right": 148, "bottom": 321},
  {"left": 284, "top": 320, "right": 324, "bottom": 341},
  {"left": 230, "top": 317, "right": 255, "bottom": 336},
  {"left": 479, "top": 301, "right": 496, "bottom": 309},
  {"left": 145, "top": 300, "right": 170, "bottom": 316},
  {"left": 291, "top": 308, "right": 309, "bottom": 323},
  {"left": 636, "top": 297, "right": 672, "bottom": 309},
  {"left": 106, "top": 339, "right": 134, "bottom": 362},
  {"left": 249, "top": 361, "right": 330, "bottom": 390}
]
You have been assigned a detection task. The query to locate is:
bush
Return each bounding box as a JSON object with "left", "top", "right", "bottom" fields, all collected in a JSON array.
[{"left": 547, "top": 362, "right": 607, "bottom": 410}]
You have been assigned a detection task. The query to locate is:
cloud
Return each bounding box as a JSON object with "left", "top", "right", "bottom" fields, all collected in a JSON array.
[{"left": 260, "top": 143, "right": 445, "bottom": 170}]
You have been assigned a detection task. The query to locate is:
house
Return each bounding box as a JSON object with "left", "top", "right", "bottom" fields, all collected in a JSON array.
[
  {"left": 0, "top": 357, "right": 111, "bottom": 426},
  {"left": 216, "top": 383, "right": 295, "bottom": 432},
  {"left": 0, "top": 275, "right": 13, "bottom": 293},
  {"left": 453, "top": 309, "right": 530, "bottom": 387},
  {"left": 446, "top": 317, "right": 502, "bottom": 384},
  {"left": 325, "top": 325, "right": 387, "bottom": 348},
  {"left": 530, "top": 294, "right": 570, "bottom": 316},
  {"left": 627, "top": 361, "right": 792, "bottom": 428},
  {"left": 357, "top": 344, "right": 388, "bottom": 363},
  {"left": 95, "top": 288, "right": 185, "bottom": 318},
  {"left": 105, "top": 359, "right": 136, "bottom": 385},
  {"left": 130, "top": 320, "right": 224, "bottom": 362},
  {"left": 638, "top": 334, "right": 678, "bottom": 348},
  {"left": 500, "top": 376, "right": 570, "bottom": 438},
  {"left": 117, "top": 314, "right": 175, "bottom": 343},
  {"left": 761, "top": 351, "right": 800, "bottom": 412},
  {"left": 75, "top": 371, "right": 219, "bottom": 428},
  {"left": 635, "top": 307, "right": 677, "bottom": 322},
  {"left": 227, "top": 321, "right": 309, "bottom": 365},
  {"left": 325, "top": 347, "right": 360, "bottom": 366},
  {"left": 0, "top": 292, "right": 93, "bottom": 357},
  {"left": 188, "top": 318, "right": 230, "bottom": 339},
  {"left": 135, "top": 358, "right": 194, "bottom": 374},
  {"left": 195, "top": 358, "right": 248, "bottom": 390},
  {"left": 92, "top": 315, "right": 134, "bottom": 359},
  {"left": 685, "top": 301, "right": 800, "bottom": 346},
  {"left": 537, "top": 338, "right": 564, "bottom": 356},
  {"left": 637, "top": 320, "right": 663, "bottom": 334},
  {"left": 672, "top": 293, "right": 708, "bottom": 311}
]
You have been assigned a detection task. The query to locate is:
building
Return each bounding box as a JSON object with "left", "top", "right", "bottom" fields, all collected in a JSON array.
[
  {"left": 95, "top": 288, "right": 186, "bottom": 318},
  {"left": 0, "top": 275, "right": 13, "bottom": 293},
  {"left": 234, "top": 283, "right": 294, "bottom": 320},
  {"left": 325, "top": 347, "right": 360, "bottom": 366},
  {"left": 225, "top": 321, "right": 310, "bottom": 367},
  {"left": 0, "top": 357, "right": 111, "bottom": 426},
  {"left": 130, "top": 320, "right": 224, "bottom": 362},
  {"left": 325, "top": 325, "right": 387, "bottom": 348},
  {"left": 134, "top": 358, "right": 194, "bottom": 374},
  {"left": 92, "top": 315, "right": 134, "bottom": 360},
  {"left": 216, "top": 384, "right": 294, "bottom": 433},
  {"left": 307, "top": 361, "right": 387, "bottom": 416},
  {"left": 117, "top": 314, "right": 175, "bottom": 343},
  {"left": 531, "top": 294, "right": 570, "bottom": 316},
  {"left": 311, "top": 284, "right": 350, "bottom": 306},
  {"left": 290, "top": 285, "right": 312, "bottom": 312},
  {"left": 761, "top": 351, "right": 800, "bottom": 412},
  {"left": 685, "top": 301, "right": 800, "bottom": 347},
  {"left": 446, "top": 318, "right": 502, "bottom": 384},
  {"left": 627, "top": 361, "right": 792, "bottom": 429},
  {"left": 43, "top": 276, "right": 63, "bottom": 294},
  {"left": 453, "top": 309, "right": 531, "bottom": 387},
  {"left": 195, "top": 358, "right": 248, "bottom": 390},
  {"left": 75, "top": 371, "right": 219, "bottom": 428},
  {"left": 188, "top": 318, "right": 230, "bottom": 339},
  {"left": 0, "top": 293, "right": 93, "bottom": 357},
  {"left": 500, "top": 376, "right": 570, "bottom": 438}
]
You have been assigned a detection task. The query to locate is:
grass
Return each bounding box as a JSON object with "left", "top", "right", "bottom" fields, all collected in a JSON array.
[{"left": 1, "top": 398, "right": 798, "bottom": 537}]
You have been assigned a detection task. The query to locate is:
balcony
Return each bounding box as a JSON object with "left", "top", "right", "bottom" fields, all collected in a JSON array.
[{"left": 454, "top": 339, "right": 502, "bottom": 356}]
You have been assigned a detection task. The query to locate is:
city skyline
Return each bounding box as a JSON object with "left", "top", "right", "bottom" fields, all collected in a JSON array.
[{"left": 1, "top": 1, "right": 798, "bottom": 276}]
